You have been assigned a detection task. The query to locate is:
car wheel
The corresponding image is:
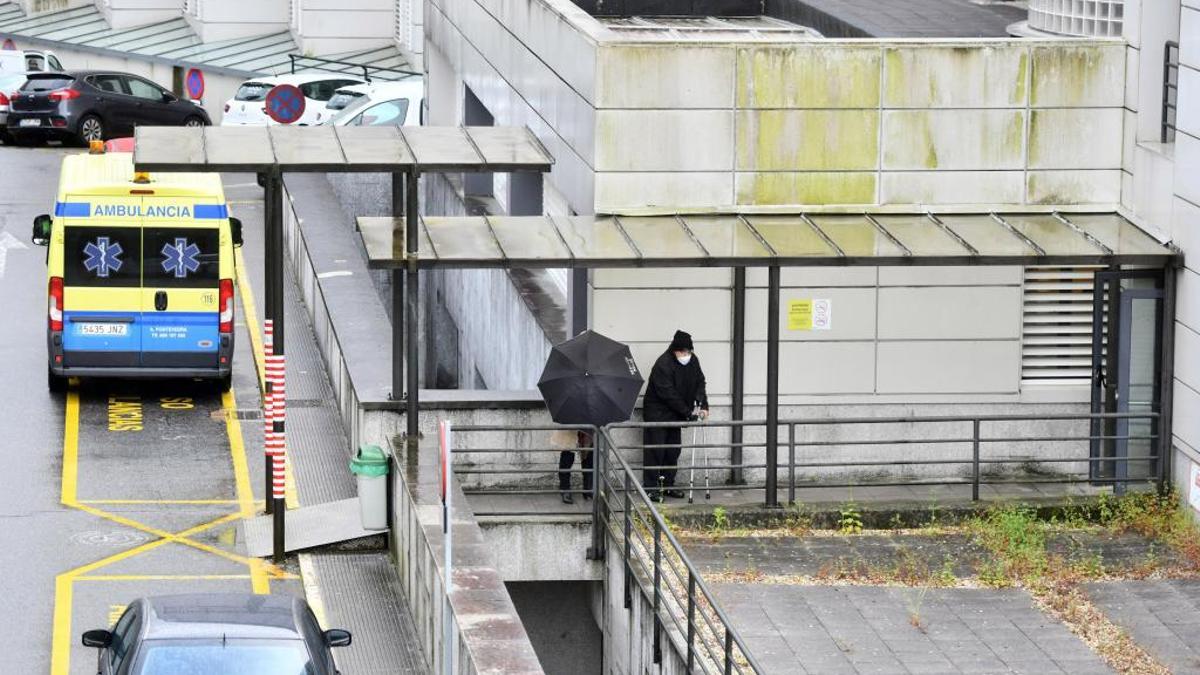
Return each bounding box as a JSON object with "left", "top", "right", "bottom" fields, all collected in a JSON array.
[
  {"left": 77, "top": 114, "right": 104, "bottom": 145},
  {"left": 48, "top": 366, "right": 67, "bottom": 394},
  {"left": 184, "top": 116, "right": 205, "bottom": 128}
]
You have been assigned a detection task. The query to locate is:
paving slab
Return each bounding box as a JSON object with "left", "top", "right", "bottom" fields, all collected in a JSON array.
[
  {"left": 1084, "top": 580, "right": 1200, "bottom": 673},
  {"left": 710, "top": 584, "right": 1113, "bottom": 675},
  {"left": 309, "top": 552, "right": 427, "bottom": 674}
]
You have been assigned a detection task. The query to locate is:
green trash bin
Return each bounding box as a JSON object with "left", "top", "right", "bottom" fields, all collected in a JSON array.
[{"left": 349, "top": 445, "right": 390, "bottom": 530}]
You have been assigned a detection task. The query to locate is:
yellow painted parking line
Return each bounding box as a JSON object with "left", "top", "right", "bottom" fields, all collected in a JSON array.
[
  {"left": 79, "top": 499, "right": 240, "bottom": 505},
  {"left": 60, "top": 389, "right": 79, "bottom": 506},
  {"left": 74, "top": 574, "right": 271, "bottom": 582},
  {"left": 222, "top": 389, "right": 256, "bottom": 519},
  {"left": 234, "top": 247, "right": 266, "bottom": 393},
  {"left": 234, "top": 246, "right": 300, "bottom": 511},
  {"left": 50, "top": 573, "right": 74, "bottom": 675}
]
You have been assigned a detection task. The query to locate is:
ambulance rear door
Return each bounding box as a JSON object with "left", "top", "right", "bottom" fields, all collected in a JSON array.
[
  {"left": 139, "top": 199, "right": 223, "bottom": 369},
  {"left": 60, "top": 197, "right": 142, "bottom": 367}
]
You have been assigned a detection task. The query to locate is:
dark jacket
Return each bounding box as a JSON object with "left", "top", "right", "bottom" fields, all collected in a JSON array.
[{"left": 642, "top": 350, "right": 709, "bottom": 422}]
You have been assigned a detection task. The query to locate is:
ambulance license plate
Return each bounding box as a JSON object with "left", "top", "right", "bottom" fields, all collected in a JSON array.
[
  {"left": 19, "top": 118, "right": 40, "bottom": 127},
  {"left": 79, "top": 323, "right": 128, "bottom": 337}
]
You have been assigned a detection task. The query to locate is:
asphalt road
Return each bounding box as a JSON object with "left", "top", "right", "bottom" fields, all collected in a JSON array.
[{"left": 0, "top": 143, "right": 301, "bottom": 674}]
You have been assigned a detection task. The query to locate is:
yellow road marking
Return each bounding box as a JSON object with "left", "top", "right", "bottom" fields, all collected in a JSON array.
[
  {"left": 79, "top": 499, "right": 240, "bottom": 505},
  {"left": 298, "top": 554, "right": 330, "bottom": 628},
  {"left": 107, "top": 605, "right": 126, "bottom": 625},
  {"left": 60, "top": 389, "right": 79, "bottom": 505},
  {"left": 222, "top": 388, "right": 270, "bottom": 594},
  {"left": 235, "top": 247, "right": 266, "bottom": 392},
  {"left": 76, "top": 574, "right": 297, "bottom": 582},
  {"left": 234, "top": 247, "right": 300, "bottom": 510}
]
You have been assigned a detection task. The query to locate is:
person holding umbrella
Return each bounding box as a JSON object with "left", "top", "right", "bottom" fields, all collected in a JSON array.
[{"left": 643, "top": 330, "right": 709, "bottom": 500}]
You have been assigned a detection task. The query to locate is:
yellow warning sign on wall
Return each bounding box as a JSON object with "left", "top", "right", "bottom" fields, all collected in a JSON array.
[{"left": 788, "top": 299, "right": 832, "bottom": 331}]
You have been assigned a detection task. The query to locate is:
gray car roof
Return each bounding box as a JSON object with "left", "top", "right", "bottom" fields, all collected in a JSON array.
[{"left": 141, "top": 593, "right": 305, "bottom": 640}]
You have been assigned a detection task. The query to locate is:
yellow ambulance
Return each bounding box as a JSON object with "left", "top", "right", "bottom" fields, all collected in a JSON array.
[{"left": 31, "top": 145, "right": 242, "bottom": 392}]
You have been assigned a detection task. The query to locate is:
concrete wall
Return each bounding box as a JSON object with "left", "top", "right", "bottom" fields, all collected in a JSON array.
[
  {"left": 184, "top": 0, "right": 289, "bottom": 42},
  {"left": 601, "top": 542, "right": 692, "bottom": 675},
  {"left": 99, "top": 0, "right": 184, "bottom": 28},
  {"left": 391, "top": 438, "right": 545, "bottom": 674},
  {"left": 1122, "top": 0, "right": 1200, "bottom": 517},
  {"left": 292, "top": 0, "right": 396, "bottom": 55},
  {"left": 592, "top": 39, "right": 1125, "bottom": 211}
]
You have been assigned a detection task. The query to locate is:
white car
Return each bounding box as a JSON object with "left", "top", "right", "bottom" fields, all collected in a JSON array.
[
  {"left": 0, "top": 49, "right": 63, "bottom": 74},
  {"left": 318, "top": 79, "right": 424, "bottom": 125},
  {"left": 324, "top": 84, "right": 424, "bottom": 128},
  {"left": 221, "top": 73, "right": 365, "bottom": 126},
  {"left": 0, "top": 71, "right": 28, "bottom": 143}
]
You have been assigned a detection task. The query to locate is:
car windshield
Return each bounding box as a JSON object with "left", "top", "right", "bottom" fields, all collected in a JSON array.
[
  {"left": 325, "top": 90, "right": 364, "bottom": 111},
  {"left": 133, "top": 639, "right": 316, "bottom": 675},
  {"left": 21, "top": 76, "right": 73, "bottom": 92},
  {"left": 327, "top": 97, "right": 377, "bottom": 125},
  {"left": 235, "top": 82, "right": 273, "bottom": 101}
]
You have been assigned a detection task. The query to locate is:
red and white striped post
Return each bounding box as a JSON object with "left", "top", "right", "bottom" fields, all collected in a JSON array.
[
  {"left": 263, "top": 320, "right": 275, "bottom": 515},
  {"left": 266, "top": 328, "right": 287, "bottom": 562}
]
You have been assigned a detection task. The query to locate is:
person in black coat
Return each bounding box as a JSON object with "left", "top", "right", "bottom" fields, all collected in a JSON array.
[{"left": 642, "top": 330, "right": 709, "bottom": 500}]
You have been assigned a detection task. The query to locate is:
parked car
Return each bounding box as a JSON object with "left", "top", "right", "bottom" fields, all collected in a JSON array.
[
  {"left": 319, "top": 79, "right": 424, "bottom": 125},
  {"left": 6, "top": 70, "right": 209, "bottom": 146},
  {"left": 81, "top": 594, "right": 351, "bottom": 675},
  {"left": 325, "top": 87, "right": 425, "bottom": 128},
  {"left": 0, "top": 48, "right": 64, "bottom": 74},
  {"left": 221, "top": 73, "right": 365, "bottom": 126},
  {"left": 0, "top": 71, "right": 29, "bottom": 143}
]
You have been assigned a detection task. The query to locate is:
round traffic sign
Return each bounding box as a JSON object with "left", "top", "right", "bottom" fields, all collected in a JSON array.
[
  {"left": 265, "top": 84, "right": 305, "bottom": 125},
  {"left": 1, "top": 39, "right": 15, "bottom": 51},
  {"left": 185, "top": 68, "right": 204, "bottom": 100}
]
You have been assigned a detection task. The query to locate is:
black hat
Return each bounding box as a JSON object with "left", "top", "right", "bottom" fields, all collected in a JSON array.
[{"left": 669, "top": 330, "right": 694, "bottom": 352}]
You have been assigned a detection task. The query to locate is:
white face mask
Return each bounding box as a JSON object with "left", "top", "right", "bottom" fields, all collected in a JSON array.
[{"left": 676, "top": 354, "right": 692, "bottom": 366}]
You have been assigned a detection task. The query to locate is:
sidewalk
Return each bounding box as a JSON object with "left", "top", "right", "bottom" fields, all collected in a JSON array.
[{"left": 228, "top": 176, "right": 426, "bottom": 674}]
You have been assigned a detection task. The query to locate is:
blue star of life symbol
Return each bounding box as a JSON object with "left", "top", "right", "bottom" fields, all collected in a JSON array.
[
  {"left": 161, "top": 237, "right": 201, "bottom": 278},
  {"left": 83, "top": 237, "right": 123, "bottom": 277}
]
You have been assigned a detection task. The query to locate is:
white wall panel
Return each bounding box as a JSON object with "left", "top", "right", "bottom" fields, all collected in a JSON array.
[
  {"left": 878, "top": 287, "right": 1022, "bottom": 340},
  {"left": 877, "top": 341, "right": 1020, "bottom": 393}
]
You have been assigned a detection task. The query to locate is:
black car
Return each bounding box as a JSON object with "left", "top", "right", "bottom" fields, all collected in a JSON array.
[
  {"left": 7, "top": 70, "right": 209, "bottom": 146},
  {"left": 81, "top": 593, "right": 351, "bottom": 675}
]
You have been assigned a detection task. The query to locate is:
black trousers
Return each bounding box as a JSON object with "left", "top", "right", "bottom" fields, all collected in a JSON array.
[
  {"left": 643, "top": 426, "right": 682, "bottom": 490},
  {"left": 559, "top": 436, "right": 594, "bottom": 492}
]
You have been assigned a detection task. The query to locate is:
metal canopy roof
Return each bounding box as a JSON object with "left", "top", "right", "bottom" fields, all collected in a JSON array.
[
  {"left": 0, "top": 3, "right": 414, "bottom": 79},
  {"left": 132, "top": 126, "right": 554, "bottom": 173},
  {"left": 356, "top": 212, "right": 1180, "bottom": 269}
]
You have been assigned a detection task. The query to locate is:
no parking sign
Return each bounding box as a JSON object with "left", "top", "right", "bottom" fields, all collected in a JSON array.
[
  {"left": 185, "top": 68, "right": 204, "bottom": 100},
  {"left": 265, "top": 84, "right": 305, "bottom": 125}
]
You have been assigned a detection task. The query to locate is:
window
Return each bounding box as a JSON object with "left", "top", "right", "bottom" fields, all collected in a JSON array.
[
  {"left": 235, "top": 82, "right": 273, "bottom": 101},
  {"left": 143, "top": 228, "right": 219, "bottom": 288},
  {"left": 47, "top": 55, "right": 63, "bottom": 71},
  {"left": 21, "top": 76, "right": 73, "bottom": 92},
  {"left": 87, "top": 75, "right": 128, "bottom": 95},
  {"left": 351, "top": 99, "right": 409, "bottom": 127},
  {"left": 1163, "top": 41, "right": 1179, "bottom": 143},
  {"left": 109, "top": 607, "right": 140, "bottom": 671},
  {"left": 125, "top": 77, "right": 165, "bottom": 101},
  {"left": 1021, "top": 266, "right": 1101, "bottom": 384},
  {"left": 24, "top": 55, "right": 45, "bottom": 71},
  {"left": 63, "top": 227, "right": 141, "bottom": 288},
  {"left": 299, "top": 79, "right": 361, "bottom": 102},
  {"left": 325, "top": 90, "right": 364, "bottom": 111}
]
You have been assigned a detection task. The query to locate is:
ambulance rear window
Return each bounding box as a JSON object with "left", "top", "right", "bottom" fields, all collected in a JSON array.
[
  {"left": 63, "top": 227, "right": 141, "bottom": 288},
  {"left": 143, "top": 228, "right": 219, "bottom": 288}
]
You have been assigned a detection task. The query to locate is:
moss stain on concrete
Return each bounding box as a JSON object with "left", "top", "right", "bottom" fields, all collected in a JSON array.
[
  {"left": 737, "top": 172, "right": 876, "bottom": 206},
  {"left": 739, "top": 46, "right": 880, "bottom": 109}
]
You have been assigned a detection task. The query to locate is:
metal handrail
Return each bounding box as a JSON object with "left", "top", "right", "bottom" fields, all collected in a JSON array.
[
  {"left": 288, "top": 53, "right": 421, "bottom": 82},
  {"left": 1163, "top": 41, "right": 1180, "bottom": 143},
  {"left": 597, "top": 427, "right": 765, "bottom": 674}
]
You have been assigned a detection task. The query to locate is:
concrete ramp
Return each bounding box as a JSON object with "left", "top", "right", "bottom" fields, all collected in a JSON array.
[{"left": 243, "top": 498, "right": 381, "bottom": 557}]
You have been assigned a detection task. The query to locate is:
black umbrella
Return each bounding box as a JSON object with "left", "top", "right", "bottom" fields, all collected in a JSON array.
[{"left": 538, "top": 330, "right": 644, "bottom": 426}]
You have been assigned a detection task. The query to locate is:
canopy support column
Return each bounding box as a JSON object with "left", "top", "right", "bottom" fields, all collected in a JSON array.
[
  {"left": 729, "top": 267, "right": 746, "bottom": 486},
  {"left": 406, "top": 171, "right": 421, "bottom": 451},
  {"left": 265, "top": 168, "right": 286, "bottom": 562},
  {"left": 1157, "top": 264, "right": 1177, "bottom": 492},
  {"left": 262, "top": 171, "right": 275, "bottom": 516},
  {"left": 765, "top": 265, "right": 780, "bottom": 508},
  {"left": 391, "top": 173, "right": 405, "bottom": 402}
]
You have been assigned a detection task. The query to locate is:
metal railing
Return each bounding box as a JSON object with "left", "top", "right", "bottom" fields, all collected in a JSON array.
[
  {"left": 1163, "top": 40, "right": 1180, "bottom": 143},
  {"left": 453, "top": 412, "right": 1161, "bottom": 506},
  {"left": 288, "top": 54, "right": 420, "bottom": 82},
  {"left": 595, "top": 427, "right": 763, "bottom": 674}
]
